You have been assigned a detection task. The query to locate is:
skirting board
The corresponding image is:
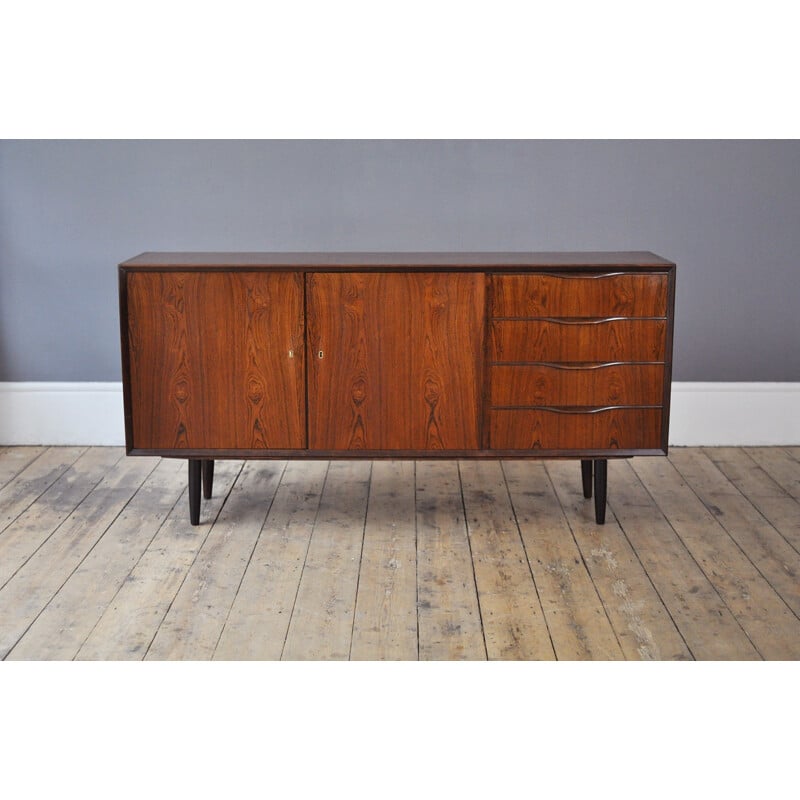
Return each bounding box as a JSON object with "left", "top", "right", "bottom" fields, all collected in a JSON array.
[{"left": 0, "top": 382, "right": 798, "bottom": 447}]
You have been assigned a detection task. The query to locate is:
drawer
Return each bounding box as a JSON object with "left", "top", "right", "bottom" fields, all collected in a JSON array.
[
  {"left": 490, "top": 319, "right": 666, "bottom": 363},
  {"left": 489, "top": 408, "right": 663, "bottom": 450},
  {"left": 491, "top": 364, "right": 665, "bottom": 407},
  {"left": 491, "top": 273, "right": 668, "bottom": 318}
]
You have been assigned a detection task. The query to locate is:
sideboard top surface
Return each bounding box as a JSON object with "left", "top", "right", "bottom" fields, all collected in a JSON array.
[{"left": 120, "top": 251, "right": 675, "bottom": 271}]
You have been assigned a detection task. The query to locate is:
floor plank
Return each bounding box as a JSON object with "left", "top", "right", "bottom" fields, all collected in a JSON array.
[
  {"left": 7, "top": 458, "right": 185, "bottom": 660},
  {"left": 460, "top": 460, "right": 554, "bottom": 660},
  {"left": 0, "top": 448, "right": 125, "bottom": 591},
  {"left": 745, "top": 447, "right": 800, "bottom": 503},
  {"left": 214, "top": 461, "right": 328, "bottom": 660},
  {"left": 281, "top": 460, "right": 372, "bottom": 660},
  {"left": 632, "top": 455, "right": 800, "bottom": 659},
  {"left": 0, "top": 449, "right": 153, "bottom": 659},
  {"left": 503, "top": 460, "right": 623, "bottom": 660},
  {"left": 0, "top": 447, "right": 86, "bottom": 535},
  {"left": 0, "top": 447, "right": 46, "bottom": 490},
  {"left": 145, "top": 461, "right": 287, "bottom": 660},
  {"left": 2, "top": 446, "right": 798, "bottom": 661},
  {"left": 545, "top": 460, "right": 692, "bottom": 660},
  {"left": 705, "top": 448, "right": 800, "bottom": 553},
  {"left": 669, "top": 449, "right": 800, "bottom": 621},
  {"left": 350, "top": 461, "right": 418, "bottom": 660},
  {"left": 74, "top": 460, "right": 243, "bottom": 660},
  {"left": 416, "top": 460, "right": 485, "bottom": 660},
  {"left": 609, "top": 459, "right": 759, "bottom": 660}
]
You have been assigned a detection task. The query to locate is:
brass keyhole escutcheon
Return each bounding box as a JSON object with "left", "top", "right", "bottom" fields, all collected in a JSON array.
[{"left": 318, "top": 350, "right": 324, "bottom": 359}]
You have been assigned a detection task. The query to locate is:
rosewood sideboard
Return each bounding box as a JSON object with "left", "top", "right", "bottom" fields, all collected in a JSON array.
[{"left": 118, "top": 252, "right": 676, "bottom": 525}]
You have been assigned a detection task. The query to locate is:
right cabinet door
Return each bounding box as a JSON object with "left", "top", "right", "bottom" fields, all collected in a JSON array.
[
  {"left": 306, "top": 272, "right": 485, "bottom": 451},
  {"left": 488, "top": 271, "right": 670, "bottom": 452}
]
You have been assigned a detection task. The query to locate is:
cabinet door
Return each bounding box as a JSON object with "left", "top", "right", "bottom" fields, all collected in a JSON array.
[
  {"left": 306, "top": 272, "right": 485, "bottom": 450},
  {"left": 126, "top": 271, "right": 305, "bottom": 450}
]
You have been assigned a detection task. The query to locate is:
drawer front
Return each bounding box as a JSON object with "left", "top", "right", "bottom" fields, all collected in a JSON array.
[
  {"left": 490, "top": 408, "right": 663, "bottom": 450},
  {"left": 492, "top": 273, "right": 668, "bottom": 318},
  {"left": 491, "top": 363, "right": 664, "bottom": 407},
  {"left": 490, "top": 319, "right": 667, "bottom": 363}
]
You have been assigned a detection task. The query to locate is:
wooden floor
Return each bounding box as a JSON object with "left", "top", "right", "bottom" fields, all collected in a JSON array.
[{"left": 0, "top": 446, "right": 798, "bottom": 660}]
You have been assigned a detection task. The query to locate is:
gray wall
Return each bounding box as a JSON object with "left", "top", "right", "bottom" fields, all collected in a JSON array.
[{"left": 1, "top": 140, "right": 798, "bottom": 382}]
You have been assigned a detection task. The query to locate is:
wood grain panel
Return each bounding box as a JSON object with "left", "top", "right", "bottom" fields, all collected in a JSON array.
[
  {"left": 127, "top": 271, "right": 305, "bottom": 450},
  {"left": 490, "top": 319, "right": 666, "bottom": 362},
  {"left": 307, "top": 272, "right": 484, "bottom": 450},
  {"left": 489, "top": 408, "right": 663, "bottom": 450},
  {"left": 492, "top": 273, "right": 668, "bottom": 318},
  {"left": 491, "top": 364, "right": 665, "bottom": 407}
]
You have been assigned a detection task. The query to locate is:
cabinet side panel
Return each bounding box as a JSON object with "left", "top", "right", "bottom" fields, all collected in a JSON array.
[
  {"left": 126, "top": 271, "right": 305, "bottom": 450},
  {"left": 307, "top": 272, "right": 484, "bottom": 450}
]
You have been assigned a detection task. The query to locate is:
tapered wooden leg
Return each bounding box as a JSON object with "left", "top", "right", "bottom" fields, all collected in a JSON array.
[
  {"left": 202, "top": 459, "right": 214, "bottom": 499},
  {"left": 188, "top": 459, "right": 201, "bottom": 526},
  {"left": 593, "top": 458, "right": 607, "bottom": 525},
  {"left": 581, "top": 459, "right": 593, "bottom": 499}
]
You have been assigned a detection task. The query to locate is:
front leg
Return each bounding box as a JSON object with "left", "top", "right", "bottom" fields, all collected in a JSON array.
[
  {"left": 188, "top": 459, "right": 201, "bottom": 525},
  {"left": 202, "top": 459, "right": 214, "bottom": 499},
  {"left": 581, "top": 459, "right": 593, "bottom": 498},
  {"left": 593, "top": 458, "right": 607, "bottom": 525}
]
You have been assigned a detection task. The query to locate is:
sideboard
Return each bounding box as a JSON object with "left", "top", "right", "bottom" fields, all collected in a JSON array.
[{"left": 118, "top": 252, "right": 676, "bottom": 525}]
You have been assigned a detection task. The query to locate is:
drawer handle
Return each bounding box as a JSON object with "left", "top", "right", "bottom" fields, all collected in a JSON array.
[
  {"left": 536, "top": 271, "right": 629, "bottom": 279},
  {"left": 522, "top": 405, "right": 660, "bottom": 414},
  {"left": 495, "top": 361, "right": 664, "bottom": 369},
  {"left": 495, "top": 316, "right": 665, "bottom": 324}
]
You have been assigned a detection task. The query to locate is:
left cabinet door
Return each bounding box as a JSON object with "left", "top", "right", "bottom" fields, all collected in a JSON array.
[{"left": 125, "top": 271, "right": 306, "bottom": 451}]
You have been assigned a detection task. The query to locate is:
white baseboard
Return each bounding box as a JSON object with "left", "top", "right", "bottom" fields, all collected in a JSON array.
[
  {"left": 668, "top": 382, "right": 800, "bottom": 446},
  {"left": 1, "top": 381, "right": 798, "bottom": 447},
  {"left": 0, "top": 383, "right": 125, "bottom": 446}
]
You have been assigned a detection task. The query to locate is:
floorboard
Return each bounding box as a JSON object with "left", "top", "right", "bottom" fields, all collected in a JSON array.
[
  {"left": 608, "top": 459, "right": 759, "bottom": 660},
  {"left": 504, "top": 460, "right": 623, "bottom": 660},
  {"left": 214, "top": 460, "right": 328, "bottom": 660},
  {"left": 669, "top": 449, "right": 800, "bottom": 621},
  {"left": 0, "top": 447, "right": 86, "bottom": 536},
  {"left": 0, "top": 447, "right": 47, "bottom": 490},
  {"left": 416, "top": 460, "right": 486, "bottom": 660},
  {"left": 545, "top": 459, "right": 691, "bottom": 660},
  {"left": 2, "top": 446, "right": 798, "bottom": 660},
  {"left": 350, "top": 460, "right": 418, "bottom": 660},
  {"left": 281, "top": 460, "right": 371, "bottom": 660},
  {"left": 145, "top": 461, "right": 286, "bottom": 660},
  {"left": 631, "top": 456, "right": 800, "bottom": 659},
  {"left": 0, "top": 449, "right": 149, "bottom": 658},
  {"left": 74, "top": 460, "right": 243, "bottom": 660},
  {"left": 460, "top": 460, "right": 554, "bottom": 660},
  {"left": 705, "top": 447, "right": 800, "bottom": 553},
  {"left": 6, "top": 458, "right": 184, "bottom": 660}
]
